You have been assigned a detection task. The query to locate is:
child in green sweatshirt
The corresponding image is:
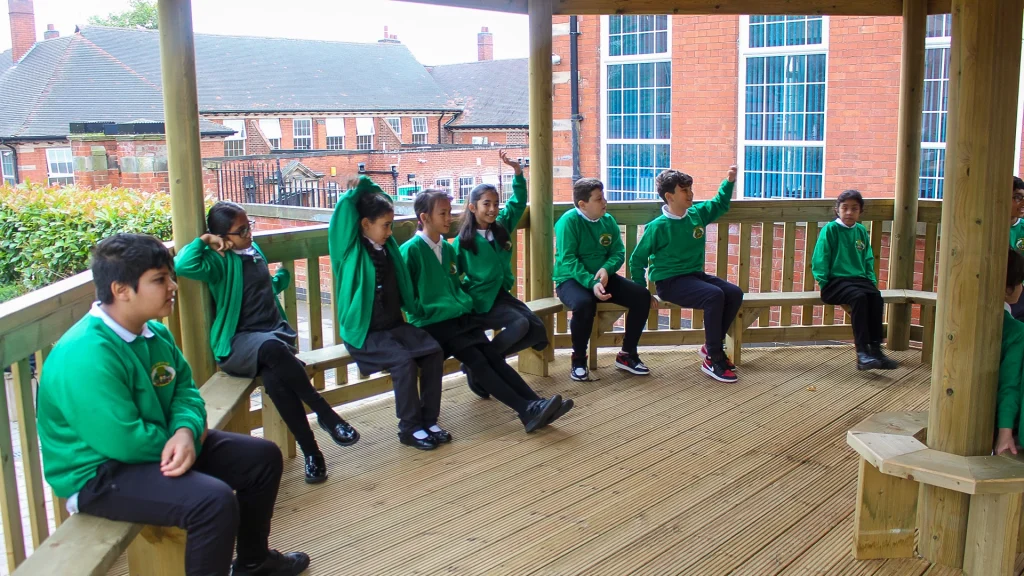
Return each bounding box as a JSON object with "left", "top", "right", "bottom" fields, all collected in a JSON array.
[
  {"left": 994, "top": 248, "right": 1024, "bottom": 455},
  {"left": 629, "top": 166, "right": 742, "bottom": 383},
  {"left": 554, "top": 178, "right": 654, "bottom": 382},
  {"left": 37, "top": 233, "right": 308, "bottom": 576},
  {"left": 454, "top": 151, "right": 547, "bottom": 399},
  {"left": 1008, "top": 177, "right": 1024, "bottom": 319},
  {"left": 327, "top": 177, "right": 448, "bottom": 451},
  {"left": 402, "top": 190, "right": 571, "bottom": 434},
  {"left": 176, "top": 202, "right": 357, "bottom": 483},
  {"left": 810, "top": 189, "right": 898, "bottom": 371}
]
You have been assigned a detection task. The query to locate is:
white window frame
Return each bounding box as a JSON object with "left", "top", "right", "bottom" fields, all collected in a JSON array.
[
  {"left": 920, "top": 16, "right": 950, "bottom": 199},
  {"left": 222, "top": 119, "right": 246, "bottom": 157},
  {"left": 412, "top": 117, "right": 428, "bottom": 145},
  {"left": 471, "top": 136, "right": 489, "bottom": 145},
  {"left": 356, "top": 117, "right": 375, "bottom": 150},
  {"left": 1, "top": 150, "right": 14, "bottom": 185},
  {"left": 600, "top": 15, "right": 673, "bottom": 201},
  {"left": 459, "top": 175, "right": 475, "bottom": 200},
  {"left": 499, "top": 173, "right": 515, "bottom": 202},
  {"left": 325, "top": 118, "right": 346, "bottom": 151},
  {"left": 387, "top": 117, "right": 402, "bottom": 136},
  {"left": 736, "top": 15, "right": 830, "bottom": 199},
  {"left": 434, "top": 177, "right": 452, "bottom": 193},
  {"left": 259, "top": 118, "right": 282, "bottom": 150},
  {"left": 46, "top": 148, "right": 74, "bottom": 186},
  {"left": 293, "top": 118, "right": 312, "bottom": 150}
]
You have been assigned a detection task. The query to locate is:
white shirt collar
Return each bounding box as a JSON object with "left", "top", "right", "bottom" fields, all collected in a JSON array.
[
  {"left": 1006, "top": 302, "right": 1014, "bottom": 314},
  {"left": 575, "top": 207, "right": 601, "bottom": 223},
  {"left": 363, "top": 235, "right": 384, "bottom": 251},
  {"left": 476, "top": 228, "right": 495, "bottom": 241},
  {"left": 232, "top": 246, "right": 257, "bottom": 256},
  {"left": 89, "top": 302, "right": 155, "bottom": 343},
  {"left": 416, "top": 230, "right": 444, "bottom": 264},
  {"left": 1016, "top": 218, "right": 1022, "bottom": 227},
  {"left": 661, "top": 204, "right": 685, "bottom": 220},
  {"left": 834, "top": 217, "right": 855, "bottom": 229}
]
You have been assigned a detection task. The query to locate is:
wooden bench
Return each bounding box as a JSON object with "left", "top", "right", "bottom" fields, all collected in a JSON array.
[
  {"left": 847, "top": 411, "right": 1024, "bottom": 575},
  {"left": 13, "top": 373, "right": 258, "bottom": 576}
]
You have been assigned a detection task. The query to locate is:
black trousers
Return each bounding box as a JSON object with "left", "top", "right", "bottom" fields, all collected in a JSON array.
[
  {"left": 452, "top": 340, "right": 542, "bottom": 415},
  {"left": 1011, "top": 298, "right": 1024, "bottom": 321},
  {"left": 476, "top": 290, "right": 549, "bottom": 357},
  {"left": 556, "top": 275, "right": 650, "bottom": 358},
  {"left": 256, "top": 339, "right": 343, "bottom": 457},
  {"left": 656, "top": 272, "right": 744, "bottom": 357},
  {"left": 820, "top": 277, "right": 884, "bottom": 352},
  {"left": 345, "top": 323, "right": 445, "bottom": 434},
  {"left": 77, "top": 430, "right": 282, "bottom": 576}
]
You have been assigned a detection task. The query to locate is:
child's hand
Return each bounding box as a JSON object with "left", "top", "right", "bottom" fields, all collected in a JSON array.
[
  {"left": 650, "top": 295, "right": 659, "bottom": 309},
  {"left": 594, "top": 268, "right": 610, "bottom": 287},
  {"left": 593, "top": 282, "right": 612, "bottom": 301},
  {"left": 995, "top": 428, "right": 1018, "bottom": 455},
  {"left": 727, "top": 165, "right": 737, "bottom": 183},
  {"left": 161, "top": 428, "right": 197, "bottom": 477},
  {"left": 201, "top": 233, "right": 232, "bottom": 255},
  {"left": 499, "top": 149, "right": 523, "bottom": 175}
]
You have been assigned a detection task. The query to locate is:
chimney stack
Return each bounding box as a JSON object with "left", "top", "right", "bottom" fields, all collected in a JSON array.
[
  {"left": 478, "top": 26, "right": 493, "bottom": 61},
  {"left": 43, "top": 23, "right": 58, "bottom": 40},
  {"left": 379, "top": 25, "right": 401, "bottom": 44},
  {"left": 8, "top": 0, "right": 37, "bottom": 62}
]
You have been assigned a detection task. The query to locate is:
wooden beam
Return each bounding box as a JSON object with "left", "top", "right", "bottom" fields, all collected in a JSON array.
[
  {"left": 528, "top": 0, "right": 554, "bottom": 302},
  {"left": 965, "top": 492, "right": 1022, "bottom": 576},
  {"left": 549, "top": 0, "right": 951, "bottom": 15},
  {"left": 159, "top": 0, "right": 216, "bottom": 385},
  {"left": 395, "top": 0, "right": 527, "bottom": 13},
  {"left": 919, "top": 0, "right": 1024, "bottom": 568},
  {"left": 887, "top": 0, "right": 927, "bottom": 352},
  {"left": 852, "top": 459, "right": 919, "bottom": 559}
]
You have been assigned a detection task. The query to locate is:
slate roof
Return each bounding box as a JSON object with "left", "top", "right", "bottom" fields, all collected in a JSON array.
[
  {"left": 0, "top": 49, "right": 12, "bottom": 74},
  {"left": 429, "top": 58, "right": 528, "bottom": 129},
  {"left": 0, "top": 26, "right": 459, "bottom": 139}
]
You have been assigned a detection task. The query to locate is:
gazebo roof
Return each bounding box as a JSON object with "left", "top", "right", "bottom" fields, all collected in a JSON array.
[{"left": 397, "top": 0, "right": 951, "bottom": 16}]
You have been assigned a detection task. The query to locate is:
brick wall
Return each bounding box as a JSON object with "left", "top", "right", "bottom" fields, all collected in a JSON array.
[{"left": 11, "top": 144, "right": 53, "bottom": 184}]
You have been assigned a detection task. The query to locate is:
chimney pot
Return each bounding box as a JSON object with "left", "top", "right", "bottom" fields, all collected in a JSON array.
[
  {"left": 8, "top": 0, "right": 37, "bottom": 62},
  {"left": 477, "top": 26, "right": 494, "bottom": 61},
  {"left": 43, "top": 22, "right": 58, "bottom": 39}
]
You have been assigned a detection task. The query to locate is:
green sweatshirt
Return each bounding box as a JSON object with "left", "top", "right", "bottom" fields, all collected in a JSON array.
[
  {"left": 38, "top": 313, "right": 207, "bottom": 498},
  {"left": 629, "top": 179, "right": 734, "bottom": 284},
  {"left": 810, "top": 220, "right": 877, "bottom": 288},
  {"left": 327, "top": 176, "right": 419, "bottom": 349},
  {"left": 402, "top": 233, "right": 474, "bottom": 327},
  {"left": 1011, "top": 218, "right": 1024, "bottom": 252},
  {"left": 553, "top": 209, "right": 625, "bottom": 289},
  {"left": 997, "top": 309, "right": 1024, "bottom": 430},
  {"left": 174, "top": 238, "right": 288, "bottom": 361},
  {"left": 454, "top": 173, "right": 527, "bottom": 313}
]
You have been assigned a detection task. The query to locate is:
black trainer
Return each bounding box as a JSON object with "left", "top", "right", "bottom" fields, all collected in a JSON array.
[
  {"left": 570, "top": 354, "right": 590, "bottom": 382},
  {"left": 304, "top": 453, "right": 327, "bottom": 484},
  {"left": 231, "top": 549, "right": 311, "bottom": 576},
  {"left": 615, "top": 351, "right": 650, "bottom": 375},
  {"left": 857, "top": 351, "right": 883, "bottom": 371},
  {"left": 546, "top": 397, "right": 574, "bottom": 426},
  {"left": 521, "top": 395, "right": 562, "bottom": 433},
  {"left": 869, "top": 343, "right": 899, "bottom": 370},
  {"left": 462, "top": 362, "right": 490, "bottom": 399},
  {"left": 701, "top": 344, "right": 736, "bottom": 371},
  {"left": 701, "top": 355, "right": 738, "bottom": 383}
]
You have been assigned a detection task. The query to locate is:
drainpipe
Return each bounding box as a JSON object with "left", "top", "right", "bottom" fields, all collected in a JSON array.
[
  {"left": 437, "top": 113, "right": 444, "bottom": 144},
  {"left": 570, "top": 15, "right": 582, "bottom": 183},
  {"left": 0, "top": 141, "right": 18, "bottom": 183}
]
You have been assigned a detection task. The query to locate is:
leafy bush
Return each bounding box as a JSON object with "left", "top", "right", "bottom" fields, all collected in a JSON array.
[{"left": 0, "top": 183, "right": 175, "bottom": 289}]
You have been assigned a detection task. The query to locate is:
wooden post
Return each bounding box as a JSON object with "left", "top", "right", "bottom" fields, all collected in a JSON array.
[
  {"left": 519, "top": 0, "right": 554, "bottom": 377},
  {"left": 158, "top": 0, "right": 215, "bottom": 385},
  {"left": 852, "top": 459, "right": 919, "bottom": 559},
  {"left": 964, "top": 492, "right": 1022, "bottom": 576},
  {"left": 261, "top": 384, "right": 296, "bottom": 459},
  {"left": 919, "top": 0, "right": 1024, "bottom": 568},
  {"left": 887, "top": 0, "right": 927, "bottom": 351},
  {"left": 127, "top": 526, "right": 187, "bottom": 576}
]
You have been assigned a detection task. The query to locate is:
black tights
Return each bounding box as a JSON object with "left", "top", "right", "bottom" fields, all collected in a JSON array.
[
  {"left": 454, "top": 342, "right": 541, "bottom": 415},
  {"left": 257, "top": 339, "right": 341, "bottom": 456}
]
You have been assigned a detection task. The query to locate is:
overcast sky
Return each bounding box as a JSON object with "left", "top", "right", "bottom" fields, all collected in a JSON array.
[{"left": 0, "top": 0, "right": 529, "bottom": 65}]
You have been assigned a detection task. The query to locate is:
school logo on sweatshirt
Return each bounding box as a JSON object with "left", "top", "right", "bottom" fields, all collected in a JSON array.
[
  {"left": 449, "top": 261, "right": 458, "bottom": 275},
  {"left": 503, "top": 240, "right": 513, "bottom": 252},
  {"left": 855, "top": 239, "right": 866, "bottom": 251},
  {"left": 150, "top": 362, "right": 176, "bottom": 387},
  {"left": 1016, "top": 238, "right": 1024, "bottom": 251},
  {"left": 599, "top": 233, "right": 613, "bottom": 247},
  {"left": 693, "top": 226, "right": 705, "bottom": 239}
]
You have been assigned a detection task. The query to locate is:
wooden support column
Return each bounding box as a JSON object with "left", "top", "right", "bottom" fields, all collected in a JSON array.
[
  {"left": 519, "top": 0, "right": 554, "bottom": 377},
  {"left": 919, "top": 0, "right": 1024, "bottom": 568},
  {"left": 158, "top": 0, "right": 215, "bottom": 385},
  {"left": 852, "top": 459, "right": 919, "bottom": 559},
  {"left": 127, "top": 526, "right": 187, "bottom": 576},
  {"left": 965, "top": 492, "right": 1022, "bottom": 576},
  {"left": 887, "top": 0, "right": 927, "bottom": 351}
]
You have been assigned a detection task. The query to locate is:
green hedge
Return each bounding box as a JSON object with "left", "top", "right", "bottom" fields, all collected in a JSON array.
[{"left": 0, "top": 183, "right": 175, "bottom": 290}]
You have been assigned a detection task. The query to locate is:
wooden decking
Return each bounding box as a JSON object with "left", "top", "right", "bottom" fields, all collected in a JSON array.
[{"left": 107, "top": 345, "right": 1020, "bottom": 575}]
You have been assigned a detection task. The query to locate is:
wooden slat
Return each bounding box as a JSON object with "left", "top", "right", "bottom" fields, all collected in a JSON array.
[
  {"left": 11, "top": 515, "right": 140, "bottom": 576},
  {"left": 523, "top": 228, "right": 532, "bottom": 301},
  {"left": 307, "top": 257, "right": 325, "bottom": 391},
  {"left": 670, "top": 307, "right": 681, "bottom": 330},
  {"left": 781, "top": 223, "right": 797, "bottom": 327},
  {"left": 282, "top": 260, "right": 298, "bottom": 328},
  {"left": 921, "top": 223, "right": 939, "bottom": 362},
  {"left": 12, "top": 359, "right": 47, "bottom": 548},
  {"left": 330, "top": 265, "right": 346, "bottom": 385},
  {"left": 738, "top": 223, "right": 751, "bottom": 293},
  {"left": 510, "top": 230, "right": 519, "bottom": 299},
  {"left": 167, "top": 296, "right": 182, "bottom": 346},
  {"left": 870, "top": 220, "right": 884, "bottom": 283},
  {"left": 717, "top": 221, "right": 729, "bottom": 281},
  {"left": 802, "top": 221, "right": 819, "bottom": 325},
  {"left": 0, "top": 375, "right": 25, "bottom": 571},
  {"left": 759, "top": 222, "right": 774, "bottom": 327},
  {"left": 549, "top": 0, "right": 951, "bottom": 16}
]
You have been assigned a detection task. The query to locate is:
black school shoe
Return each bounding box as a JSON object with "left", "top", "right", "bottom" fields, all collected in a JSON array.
[
  {"left": 318, "top": 418, "right": 360, "bottom": 447},
  {"left": 615, "top": 351, "right": 650, "bottom": 375},
  {"left": 399, "top": 430, "right": 438, "bottom": 450},
  {"left": 462, "top": 363, "right": 491, "bottom": 399},
  {"left": 546, "top": 398, "right": 574, "bottom": 426},
  {"left": 427, "top": 426, "right": 453, "bottom": 444},
  {"left": 856, "top": 351, "right": 883, "bottom": 371},
  {"left": 520, "top": 395, "right": 562, "bottom": 433},
  {"left": 231, "top": 550, "right": 310, "bottom": 576},
  {"left": 869, "top": 343, "right": 899, "bottom": 370},
  {"left": 304, "top": 453, "right": 327, "bottom": 484}
]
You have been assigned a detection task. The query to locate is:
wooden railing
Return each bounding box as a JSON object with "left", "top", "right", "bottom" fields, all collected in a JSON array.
[{"left": 0, "top": 198, "right": 942, "bottom": 572}]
